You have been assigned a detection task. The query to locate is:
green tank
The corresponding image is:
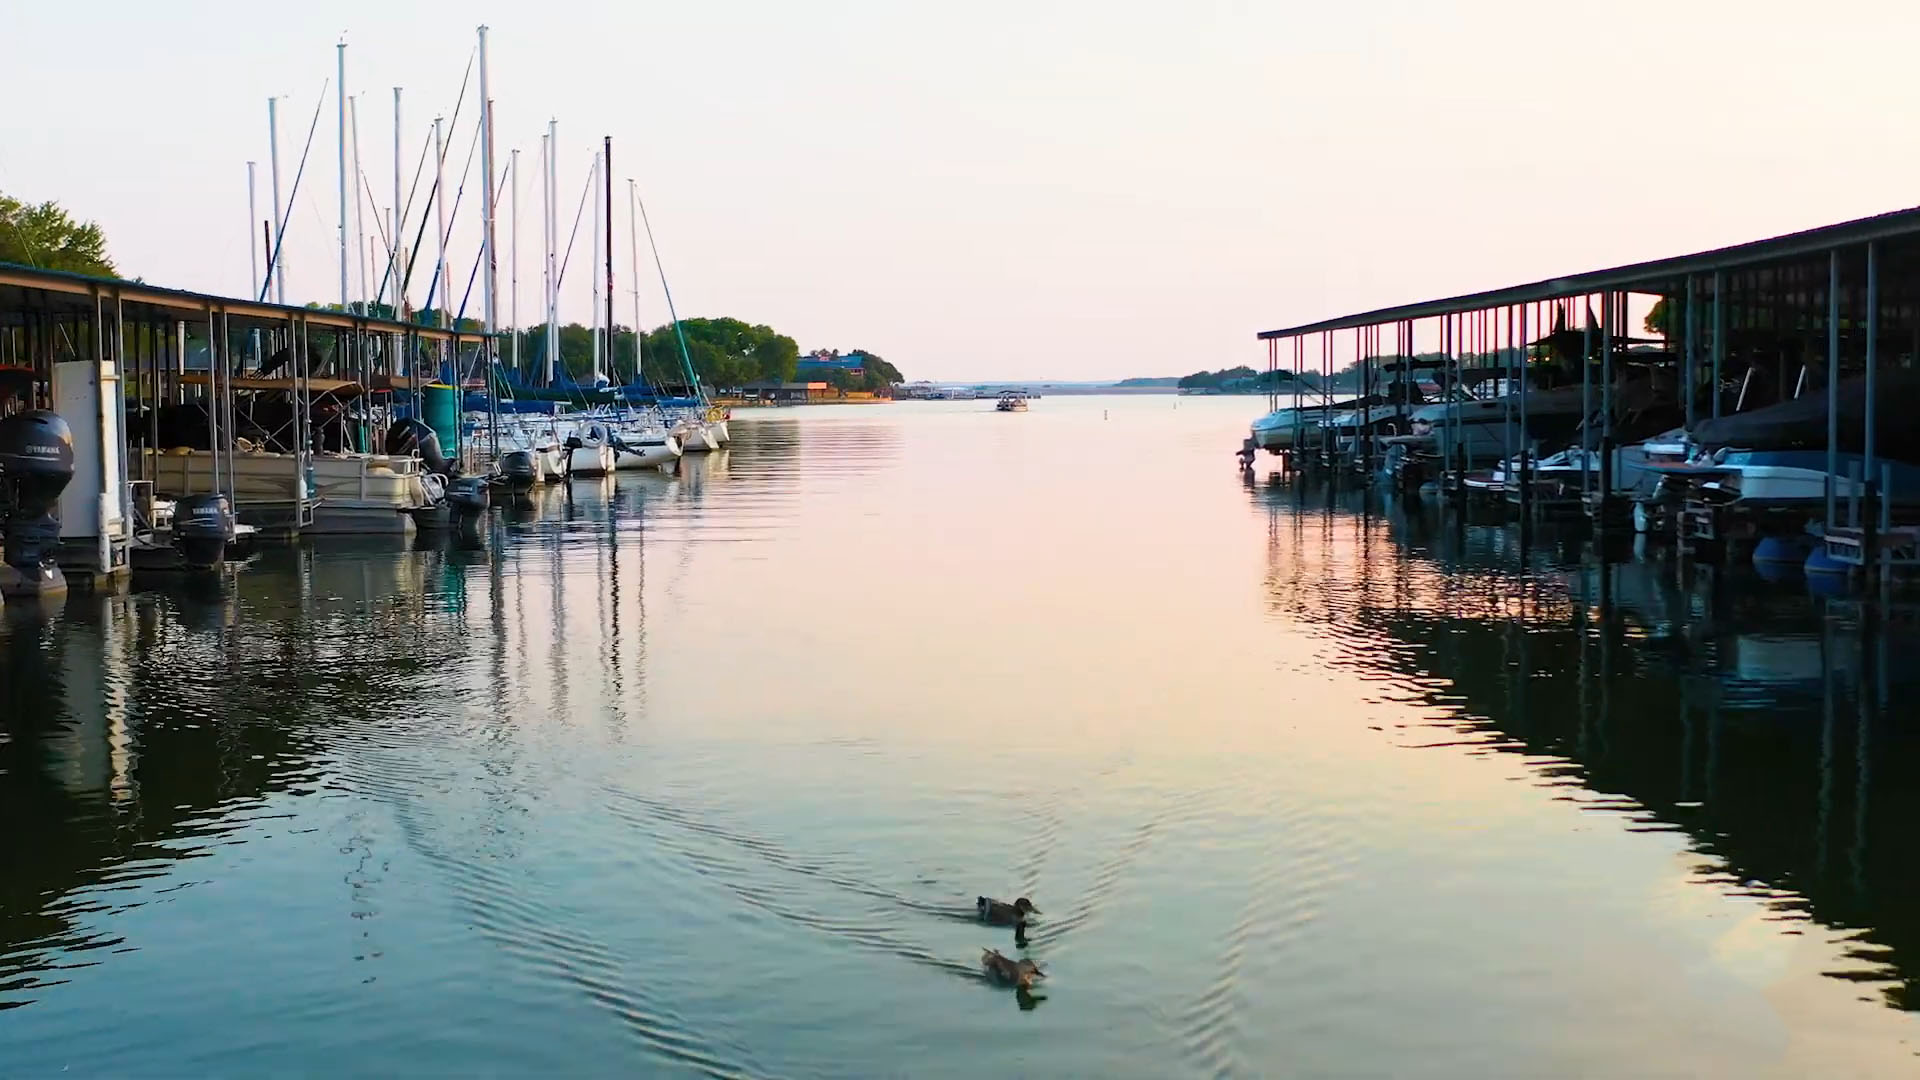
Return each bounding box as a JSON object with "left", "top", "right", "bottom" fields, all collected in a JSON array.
[{"left": 422, "top": 383, "right": 460, "bottom": 461}]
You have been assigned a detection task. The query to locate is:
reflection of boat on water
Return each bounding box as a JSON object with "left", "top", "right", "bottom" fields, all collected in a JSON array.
[{"left": 1258, "top": 489, "right": 1920, "bottom": 1010}]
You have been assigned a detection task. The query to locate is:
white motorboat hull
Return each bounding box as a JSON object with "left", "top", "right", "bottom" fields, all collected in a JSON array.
[
  {"left": 679, "top": 424, "right": 719, "bottom": 453},
  {"left": 566, "top": 443, "right": 616, "bottom": 477},
  {"left": 1251, "top": 415, "right": 1321, "bottom": 450},
  {"left": 708, "top": 419, "right": 730, "bottom": 446}
]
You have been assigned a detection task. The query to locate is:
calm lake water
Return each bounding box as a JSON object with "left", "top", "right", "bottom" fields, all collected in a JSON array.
[{"left": 3, "top": 395, "right": 1919, "bottom": 1076}]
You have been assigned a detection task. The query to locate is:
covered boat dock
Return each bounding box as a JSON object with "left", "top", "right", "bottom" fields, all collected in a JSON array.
[
  {"left": 0, "top": 262, "right": 473, "bottom": 582},
  {"left": 1254, "top": 206, "right": 1920, "bottom": 575}
]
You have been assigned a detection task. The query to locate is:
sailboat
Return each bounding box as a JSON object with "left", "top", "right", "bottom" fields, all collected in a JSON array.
[{"left": 629, "top": 179, "right": 728, "bottom": 452}]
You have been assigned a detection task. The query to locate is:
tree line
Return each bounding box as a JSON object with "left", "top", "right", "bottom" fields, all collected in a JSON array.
[{"left": 1, "top": 192, "right": 115, "bottom": 275}]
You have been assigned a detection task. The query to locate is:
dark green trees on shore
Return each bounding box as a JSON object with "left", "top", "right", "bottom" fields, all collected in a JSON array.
[{"left": 0, "top": 192, "right": 116, "bottom": 276}]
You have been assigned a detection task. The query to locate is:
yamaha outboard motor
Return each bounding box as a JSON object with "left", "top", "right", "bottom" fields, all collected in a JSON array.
[
  {"left": 495, "top": 449, "right": 537, "bottom": 494},
  {"left": 0, "top": 410, "right": 76, "bottom": 595},
  {"left": 445, "top": 474, "right": 490, "bottom": 517},
  {"left": 172, "top": 493, "right": 236, "bottom": 571},
  {"left": 384, "top": 418, "right": 453, "bottom": 478}
]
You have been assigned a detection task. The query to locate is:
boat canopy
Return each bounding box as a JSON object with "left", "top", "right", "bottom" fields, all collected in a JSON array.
[
  {"left": 177, "top": 373, "right": 369, "bottom": 398},
  {"left": 1687, "top": 369, "right": 1920, "bottom": 457}
]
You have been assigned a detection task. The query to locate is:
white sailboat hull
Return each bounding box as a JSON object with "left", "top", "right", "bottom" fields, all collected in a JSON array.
[
  {"left": 615, "top": 437, "right": 682, "bottom": 470},
  {"left": 566, "top": 444, "right": 616, "bottom": 477}
]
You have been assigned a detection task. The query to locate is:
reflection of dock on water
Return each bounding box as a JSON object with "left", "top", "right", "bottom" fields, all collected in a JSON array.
[
  {"left": 1247, "top": 206, "right": 1920, "bottom": 590},
  {"left": 1258, "top": 487, "right": 1920, "bottom": 1011}
]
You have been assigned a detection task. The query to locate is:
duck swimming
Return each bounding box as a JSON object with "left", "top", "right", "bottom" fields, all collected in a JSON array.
[
  {"left": 981, "top": 948, "right": 1046, "bottom": 990},
  {"left": 977, "top": 896, "right": 1038, "bottom": 926}
]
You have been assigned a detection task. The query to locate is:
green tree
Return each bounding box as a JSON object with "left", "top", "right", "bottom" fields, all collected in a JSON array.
[
  {"left": 640, "top": 317, "right": 797, "bottom": 389},
  {"left": 846, "top": 349, "right": 904, "bottom": 392},
  {"left": 0, "top": 193, "right": 116, "bottom": 275},
  {"left": 1177, "top": 365, "right": 1256, "bottom": 390}
]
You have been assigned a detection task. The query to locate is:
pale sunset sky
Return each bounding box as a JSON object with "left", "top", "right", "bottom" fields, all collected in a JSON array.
[{"left": 1, "top": 1, "right": 1914, "bottom": 381}]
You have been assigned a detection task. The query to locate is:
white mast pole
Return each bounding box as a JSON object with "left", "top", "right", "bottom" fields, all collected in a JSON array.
[
  {"left": 477, "top": 24, "right": 497, "bottom": 340},
  {"left": 349, "top": 94, "right": 368, "bottom": 309},
  {"left": 391, "top": 87, "right": 403, "bottom": 314},
  {"left": 627, "top": 179, "right": 642, "bottom": 386},
  {"left": 511, "top": 148, "right": 520, "bottom": 375},
  {"left": 540, "top": 132, "right": 551, "bottom": 384},
  {"left": 247, "top": 161, "right": 259, "bottom": 295},
  {"left": 546, "top": 121, "right": 558, "bottom": 384},
  {"left": 590, "top": 151, "right": 602, "bottom": 384},
  {"left": 268, "top": 96, "right": 286, "bottom": 303},
  {"left": 432, "top": 115, "right": 450, "bottom": 328},
  {"left": 248, "top": 160, "right": 262, "bottom": 365},
  {"left": 337, "top": 39, "right": 349, "bottom": 309}
]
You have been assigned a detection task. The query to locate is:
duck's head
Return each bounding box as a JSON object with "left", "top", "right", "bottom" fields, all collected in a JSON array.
[{"left": 1014, "top": 897, "right": 1039, "bottom": 915}]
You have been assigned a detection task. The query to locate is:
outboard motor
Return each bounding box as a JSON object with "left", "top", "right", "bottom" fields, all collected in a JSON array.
[
  {"left": 384, "top": 418, "right": 453, "bottom": 478},
  {"left": 495, "top": 449, "right": 537, "bottom": 494},
  {"left": 172, "top": 493, "right": 236, "bottom": 572},
  {"left": 0, "top": 410, "right": 76, "bottom": 595},
  {"left": 445, "top": 474, "right": 490, "bottom": 517}
]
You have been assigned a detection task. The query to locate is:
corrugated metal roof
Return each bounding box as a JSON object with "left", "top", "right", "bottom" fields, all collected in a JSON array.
[
  {"left": 1257, "top": 204, "right": 1920, "bottom": 340},
  {"left": 0, "top": 261, "right": 464, "bottom": 342}
]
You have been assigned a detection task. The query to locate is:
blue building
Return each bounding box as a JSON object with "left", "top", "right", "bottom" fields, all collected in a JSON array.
[{"left": 795, "top": 350, "right": 867, "bottom": 378}]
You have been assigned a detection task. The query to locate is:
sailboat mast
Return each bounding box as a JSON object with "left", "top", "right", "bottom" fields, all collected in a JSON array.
[
  {"left": 589, "top": 150, "right": 602, "bottom": 384},
  {"left": 510, "top": 148, "right": 520, "bottom": 376},
  {"left": 628, "top": 179, "right": 642, "bottom": 387},
  {"left": 477, "top": 25, "right": 497, "bottom": 339},
  {"left": 476, "top": 23, "right": 498, "bottom": 458},
  {"left": 337, "top": 40, "right": 349, "bottom": 309},
  {"left": 390, "top": 87, "right": 402, "bottom": 314},
  {"left": 545, "top": 120, "right": 558, "bottom": 386},
  {"left": 603, "top": 135, "right": 615, "bottom": 384},
  {"left": 432, "top": 115, "right": 450, "bottom": 328},
  {"left": 247, "top": 161, "right": 259, "bottom": 296},
  {"left": 349, "top": 94, "right": 367, "bottom": 308},
  {"left": 268, "top": 96, "right": 286, "bottom": 303}
]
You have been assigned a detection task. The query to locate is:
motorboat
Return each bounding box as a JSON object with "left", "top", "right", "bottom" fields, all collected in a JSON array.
[
  {"left": 143, "top": 448, "right": 432, "bottom": 536},
  {"left": 996, "top": 391, "right": 1030, "bottom": 412},
  {"left": 1248, "top": 398, "right": 1359, "bottom": 452},
  {"left": 494, "top": 450, "right": 539, "bottom": 494},
  {"left": 1645, "top": 449, "right": 1920, "bottom": 506}
]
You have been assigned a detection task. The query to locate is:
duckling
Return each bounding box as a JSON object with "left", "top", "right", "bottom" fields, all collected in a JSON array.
[
  {"left": 981, "top": 948, "right": 1046, "bottom": 990},
  {"left": 976, "top": 896, "right": 1039, "bottom": 926}
]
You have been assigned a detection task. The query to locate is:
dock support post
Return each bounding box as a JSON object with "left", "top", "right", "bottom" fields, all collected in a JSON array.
[
  {"left": 1825, "top": 249, "right": 1840, "bottom": 536},
  {"left": 1581, "top": 297, "right": 1592, "bottom": 501},
  {"left": 1864, "top": 242, "right": 1879, "bottom": 572},
  {"left": 1683, "top": 275, "right": 1697, "bottom": 430},
  {"left": 1711, "top": 272, "right": 1724, "bottom": 419},
  {"left": 1599, "top": 291, "right": 1614, "bottom": 518},
  {"left": 1519, "top": 302, "right": 1533, "bottom": 546}
]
